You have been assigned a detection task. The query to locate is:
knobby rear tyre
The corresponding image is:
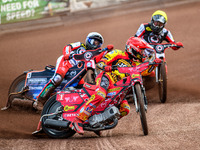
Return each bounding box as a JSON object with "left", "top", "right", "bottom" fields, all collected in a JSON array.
[
  {"left": 8, "top": 73, "right": 26, "bottom": 95},
  {"left": 158, "top": 62, "right": 167, "bottom": 103}
]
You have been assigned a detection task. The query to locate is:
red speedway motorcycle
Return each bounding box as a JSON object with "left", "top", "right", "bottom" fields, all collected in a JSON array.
[
  {"left": 32, "top": 62, "right": 153, "bottom": 138},
  {"left": 149, "top": 43, "right": 184, "bottom": 103}
]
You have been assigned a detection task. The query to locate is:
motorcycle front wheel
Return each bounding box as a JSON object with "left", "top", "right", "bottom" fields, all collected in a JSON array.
[
  {"left": 158, "top": 62, "right": 167, "bottom": 103},
  {"left": 135, "top": 83, "right": 148, "bottom": 135},
  {"left": 84, "top": 69, "right": 96, "bottom": 84},
  {"left": 41, "top": 95, "right": 76, "bottom": 138}
]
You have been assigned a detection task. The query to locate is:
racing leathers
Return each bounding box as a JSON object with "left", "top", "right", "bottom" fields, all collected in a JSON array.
[
  {"left": 76, "top": 49, "right": 133, "bottom": 122},
  {"left": 70, "top": 49, "right": 158, "bottom": 134},
  {"left": 34, "top": 42, "right": 87, "bottom": 109},
  {"left": 135, "top": 23, "right": 175, "bottom": 44},
  {"left": 135, "top": 23, "right": 175, "bottom": 77}
]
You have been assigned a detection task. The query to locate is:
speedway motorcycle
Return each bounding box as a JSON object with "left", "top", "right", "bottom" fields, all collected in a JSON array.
[
  {"left": 2, "top": 47, "right": 112, "bottom": 110},
  {"left": 32, "top": 62, "right": 152, "bottom": 138},
  {"left": 149, "top": 43, "right": 183, "bottom": 103}
]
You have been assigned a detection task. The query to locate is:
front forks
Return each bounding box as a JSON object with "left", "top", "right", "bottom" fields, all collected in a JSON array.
[{"left": 132, "top": 84, "right": 148, "bottom": 112}]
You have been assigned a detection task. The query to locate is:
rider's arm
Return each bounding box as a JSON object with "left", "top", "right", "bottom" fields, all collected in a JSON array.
[
  {"left": 165, "top": 30, "right": 175, "bottom": 43},
  {"left": 135, "top": 23, "right": 146, "bottom": 37},
  {"left": 164, "top": 29, "right": 183, "bottom": 50},
  {"left": 62, "top": 45, "right": 72, "bottom": 60},
  {"left": 63, "top": 42, "right": 86, "bottom": 60},
  {"left": 96, "top": 49, "right": 120, "bottom": 71}
]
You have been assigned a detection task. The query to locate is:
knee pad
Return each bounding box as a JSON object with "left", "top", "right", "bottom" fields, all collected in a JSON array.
[{"left": 51, "top": 74, "right": 63, "bottom": 87}]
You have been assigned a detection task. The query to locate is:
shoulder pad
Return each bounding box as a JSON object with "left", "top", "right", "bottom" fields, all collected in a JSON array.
[{"left": 70, "top": 42, "right": 82, "bottom": 49}]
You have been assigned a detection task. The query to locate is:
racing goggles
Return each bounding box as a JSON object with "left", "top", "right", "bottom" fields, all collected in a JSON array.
[{"left": 88, "top": 38, "right": 102, "bottom": 48}]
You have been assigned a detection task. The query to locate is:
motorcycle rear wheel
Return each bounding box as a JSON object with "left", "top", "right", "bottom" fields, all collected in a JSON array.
[
  {"left": 8, "top": 73, "right": 26, "bottom": 95},
  {"left": 41, "top": 95, "right": 76, "bottom": 138},
  {"left": 135, "top": 83, "right": 148, "bottom": 135},
  {"left": 158, "top": 62, "right": 167, "bottom": 103}
]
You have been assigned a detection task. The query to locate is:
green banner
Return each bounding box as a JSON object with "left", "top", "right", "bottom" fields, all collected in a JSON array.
[{"left": 0, "top": 0, "right": 69, "bottom": 24}]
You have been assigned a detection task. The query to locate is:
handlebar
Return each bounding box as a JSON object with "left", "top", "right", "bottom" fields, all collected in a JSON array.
[
  {"left": 150, "top": 43, "right": 183, "bottom": 53},
  {"left": 73, "top": 47, "right": 111, "bottom": 61}
]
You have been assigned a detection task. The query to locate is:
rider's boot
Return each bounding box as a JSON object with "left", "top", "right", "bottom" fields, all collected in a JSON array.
[
  {"left": 94, "top": 131, "right": 102, "bottom": 136},
  {"left": 33, "top": 97, "right": 47, "bottom": 111},
  {"left": 69, "top": 117, "right": 84, "bottom": 135}
]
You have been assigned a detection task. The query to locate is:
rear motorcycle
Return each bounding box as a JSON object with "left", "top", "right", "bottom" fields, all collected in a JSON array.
[
  {"left": 2, "top": 47, "right": 111, "bottom": 110},
  {"left": 150, "top": 43, "right": 184, "bottom": 103},
  {"left": 32, "top": 62, "right": 152, "bottom": 138}
]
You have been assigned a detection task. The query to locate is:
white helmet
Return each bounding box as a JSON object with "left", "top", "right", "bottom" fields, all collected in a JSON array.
[{"left": 85, "top": 32, "right": 104, "bottom": 50}]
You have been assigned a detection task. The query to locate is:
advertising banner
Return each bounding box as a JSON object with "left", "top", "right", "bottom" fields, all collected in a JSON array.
[{"left": 0, "top": 0, "right": 70, "bottom": 24}]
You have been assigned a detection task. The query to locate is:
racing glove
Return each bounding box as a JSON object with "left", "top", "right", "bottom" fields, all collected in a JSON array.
[
  {"left": 104, "top": 65, "right": 118, "bottom": 72},
  {"left": 69, "top": 58, "right": 79, "bottom": 67},
  {"left": 153, "top": 58, "right": 162, "bottom": 67},
  {"left": 172, "top": 42, "right": 183, "bottom": 50},
  {"left": 107, "top": 44, "right": 114, "bottom": 50},
  {"left": 104, "top": 66, "right": 112, "bottom": 72}
]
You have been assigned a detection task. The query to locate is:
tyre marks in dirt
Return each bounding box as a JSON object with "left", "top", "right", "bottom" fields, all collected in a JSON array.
[{"left": 96, "top": 130, "right": 118, "bottom": 150}]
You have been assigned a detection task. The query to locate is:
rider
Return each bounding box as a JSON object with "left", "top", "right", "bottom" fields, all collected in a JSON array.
[
  {"left": 135, "top": 10, "right": 183, "bottom": 49},
  {"left": 33, "top": 32, "right": 104, "bottom": 111},
  {"left": 69, "top": 37, "right": 161, "bottom": 135},
  {"left": 134, "top": 10, "right": 183, "bottom": 78}
]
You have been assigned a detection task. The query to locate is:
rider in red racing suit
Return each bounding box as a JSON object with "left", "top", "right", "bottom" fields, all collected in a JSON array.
[
  {"left": 33, "top": 32, "right": 105, "bottom": 111},
  {"left": 69, "top": 37, "right": 161, "bottom": 135}
]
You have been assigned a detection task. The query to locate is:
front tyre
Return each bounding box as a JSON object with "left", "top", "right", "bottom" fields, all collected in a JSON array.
[
  {"left": 84, "top": 69, "right": 96, "bottom": 84},
  {"left": 135, "top": 83, "right": 148, "bottom": 135},
  {"left": 41, "top": 95, "right": 75, "bottom": 138},
  {"left": 158, "top": 62, "right": 167, "bottom": 103}
]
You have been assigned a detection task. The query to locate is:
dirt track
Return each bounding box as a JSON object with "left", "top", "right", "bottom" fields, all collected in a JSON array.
[{"left": 0, "top": 1, "right": 200, "bottom": 149}]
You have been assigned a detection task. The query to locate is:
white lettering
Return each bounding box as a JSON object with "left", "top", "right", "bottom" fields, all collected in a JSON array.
[
  {"left": 23, "top": 0, "right": 39, "bottom": 9},
  {"left": 2, "top": 0, "right": 13, "bottom": 3},
  {"left": 7, "top": 10, "right": 33, "bottom": 21},
  {"left": 1, "top": 2, "right": 21, "bottom": 12}
]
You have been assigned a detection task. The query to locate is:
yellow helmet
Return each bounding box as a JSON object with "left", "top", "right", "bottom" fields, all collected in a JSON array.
[{"left": 150, "top": 10, "right": 168, "bottom": 34}]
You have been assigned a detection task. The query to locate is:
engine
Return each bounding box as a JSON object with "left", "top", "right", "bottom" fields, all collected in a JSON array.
[{"left": 89, "top": 106, "right": 120, "bottom": 128}]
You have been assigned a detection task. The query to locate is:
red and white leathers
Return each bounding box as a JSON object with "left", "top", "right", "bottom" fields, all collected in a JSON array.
[
  {"left": 56, "top": 42, "right": 87, "bottom": 78},
  {"left": 37, "top": 42, "right": 86, "bottom": 104},
  {"left": 135, "top": 23, "right": 175, "bottom": 44}
]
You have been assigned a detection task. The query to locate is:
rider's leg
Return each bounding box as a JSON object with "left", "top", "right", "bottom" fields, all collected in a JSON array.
[
  {"left": 69, "top": 72, "right": 114, "bottom": 134},
  {"left": 33, "top": 56, "right": 72, "bottom": 110},
  {"left": 33, "top": 74, "right": 63, "bottom": 110},
  {"left": 119, "top": 99, "right": 130, "bottom": 119}
]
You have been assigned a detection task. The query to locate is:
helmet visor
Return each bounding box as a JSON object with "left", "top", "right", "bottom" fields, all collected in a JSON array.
[
  {"left": 152, "top": 15, "right": 166, "bottom": 24},
  {"left": 153, "top": 21, "right": 164, "bottom": 27},
  {"left": 88, "top": 38, "right": 102, "bottom": 48}
]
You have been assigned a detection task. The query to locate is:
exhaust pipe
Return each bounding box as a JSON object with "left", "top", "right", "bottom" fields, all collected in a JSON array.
[{"left": 44, "top": 119, "right": 70, "bottom": 130}]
